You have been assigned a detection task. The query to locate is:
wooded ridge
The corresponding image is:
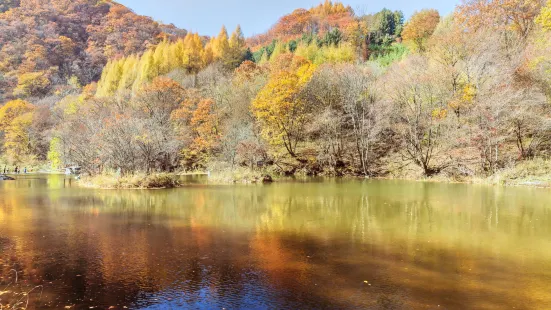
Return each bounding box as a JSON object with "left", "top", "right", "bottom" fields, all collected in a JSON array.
[{"left": 1, "top": 0, "right": 551, "bottom": 182}]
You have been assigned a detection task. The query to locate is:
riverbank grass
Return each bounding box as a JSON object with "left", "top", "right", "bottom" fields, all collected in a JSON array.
[
  {"left": 486, "top": 159, "right": 551, "bottom": 187},
  {"left": 80, "top": 173, "right": 182, "bottom": 189},
  {"left": 208, "top": 167, "right": 272, "bottom": 184}
]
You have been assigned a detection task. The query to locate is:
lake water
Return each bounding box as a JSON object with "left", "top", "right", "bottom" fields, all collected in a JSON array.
[{"left": 0, "top": 175, "right": 550, "bottom": 309}]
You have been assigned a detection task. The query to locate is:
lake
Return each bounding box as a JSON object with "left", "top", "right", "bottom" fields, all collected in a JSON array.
[{"left": 0, "top": 175, "right": 550, "bottom": 309}]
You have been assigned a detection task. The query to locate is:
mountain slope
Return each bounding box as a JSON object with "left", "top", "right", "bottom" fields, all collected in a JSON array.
[{"left": 0, "top": 0, "right": 186, "bottom": 101}]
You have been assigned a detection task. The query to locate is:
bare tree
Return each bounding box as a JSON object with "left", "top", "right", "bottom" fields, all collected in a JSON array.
[{"left": 384, "top": 56, "right": 454, "bottom": 176}]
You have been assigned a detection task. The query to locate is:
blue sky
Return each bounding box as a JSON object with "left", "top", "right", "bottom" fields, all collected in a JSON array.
[{"left": 116, "top": 0, "right": 460, "bottom": 37}]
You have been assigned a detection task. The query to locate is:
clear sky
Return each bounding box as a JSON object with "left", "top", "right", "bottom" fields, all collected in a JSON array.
[{"left": 116, "top": 0, "right": 460, "bottom": 37}]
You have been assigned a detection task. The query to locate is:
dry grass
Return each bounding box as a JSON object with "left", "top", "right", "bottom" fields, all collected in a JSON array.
[
  {"left": 486, "top": 159, "right": 551, "bottom": 187},
  {"left": 208, "top": 167, "right": 269, "bottom": 184},
  {"left": 80, "top": 173, "right": 182, "bottom": 189},
  {"left": 205, "top": 162, "right": 272, "bottom": 184}
]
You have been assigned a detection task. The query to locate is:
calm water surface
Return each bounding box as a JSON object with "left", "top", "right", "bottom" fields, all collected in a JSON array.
[{"left": 1, "top": 175, "right": 551, "bottom": 309}]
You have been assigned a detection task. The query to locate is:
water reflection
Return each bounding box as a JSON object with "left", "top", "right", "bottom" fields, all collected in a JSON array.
[{"left": 0, "top": 176, "right": 551, "bottom": 309}]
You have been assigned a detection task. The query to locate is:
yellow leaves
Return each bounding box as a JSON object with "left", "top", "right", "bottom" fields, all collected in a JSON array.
[
  {"left": 536, "top": 1, "right": 551, "bottom": 31},
  {"left": 296, "top": 62, "right": 317, "bottom": 84},
  {"left": 461, "top": 83, "right": 476, "bottom": 103},
  {"left": 13, "top": 71, "right": 50, "bottom": 97},
  {"left": 0, "top": 99, "right": 34, "bottom": 130},
  {"left": 96, "top": 59, "right": 124, "bottom": 97},
  {"left": 229, "top": 25, "right": 246, "bottom": 50},
  {"left": 4, "top": 110, "right": 35, "bottom": 163},
  {"left": 252, "top": 57, "right": 316, "bottom": 154},
  {"left": 182, "top": 33, "right": 204, "bottom": 74},
  {"left": 202, "top": 41, "right": 214, "bottom": 66},
  {"left": 134, "top": 133, "right": 152, "bottom": 145},
  {"left": 97, "top": 31, "right": 212, "bottom": 96},
  {"left": 314, "top": 43, "right": 356, "bottom": 65},
  {"left": 294, "top": 42, "right": 320, "bottom": 63},
  {"left": 58, "top": 35, "right": 76, "bottom": 56},
  {"left": 431, "top": 108, "right": 448, "bottom": 120},
  {"left": 55, "top": 94, "right": 83, "bottom": 116},
  {"left": 268, "top": 41, "right": 288, "bottom": 62},
  {"left": 47, "top": 137, "right": 63, "bottom": 169},
  {"left": 292, "top": 41, "right": 356, "bottom": 65},
  {"left": 212, "top": 26, "right": 230, "bottom": 60},
  {"left": 448, "top": 83, "right": 477, "bottom": 114}
]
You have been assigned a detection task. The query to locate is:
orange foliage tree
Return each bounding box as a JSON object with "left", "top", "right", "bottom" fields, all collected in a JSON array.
[
  {"left": 402, "top": 9, "right": 440, "bottom": 52},
  {"left": 456, "top": 0, "right": 544, "bottom": 38},
  {"left": 171, "top": 94, "right": 220, "bottom": 168}
]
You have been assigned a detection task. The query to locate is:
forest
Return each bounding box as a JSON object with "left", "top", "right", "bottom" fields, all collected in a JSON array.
[{"left": 1, "top": 0, "right": 551, "bottom": 182}]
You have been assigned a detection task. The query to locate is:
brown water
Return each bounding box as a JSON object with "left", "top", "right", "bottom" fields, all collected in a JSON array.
[{"left": 1, "top": 175, "right": 551, "bottom": 309}]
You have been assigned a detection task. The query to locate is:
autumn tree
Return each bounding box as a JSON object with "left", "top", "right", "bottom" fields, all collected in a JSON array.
[
  {"left": 171, "top": 94, "right": 220, "bottom": 168},
  {"left": 536, "top": 0, "right": 551, "bottom": 30},
  {"left": 0, "top": 100, "right": 36, "bottom": 163},
  {"left": 225, "top": 25, "right": 249, "bottom": 69},
  {"left": 4, "top": 112, "right": 35, "bottom": 163},
  {"left": 213, "top": 26, "right": 230, "bottom": 61},
  {"left": 0, "top": 99, "right": 35, "bottom": 130},
  {"left": 13, "top": 71, "right": 51, "bottom": 98},
  {"left": 182, "top": 33, "right": 205, "bottom": 74},
  {"left": 253, "top": 56, "right": 316, "bottom": 157},
  {"left": 456, "top": 0, "right": 544, "bottom": 39},
  {"left": 402, "top": 9, "right": 440, "bottom": 52},
  {"left": 384, "top": 56, "right": 455, "bottom": 176}
]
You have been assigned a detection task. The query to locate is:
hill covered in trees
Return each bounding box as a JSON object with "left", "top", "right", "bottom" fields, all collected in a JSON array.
[
  {"left": 2, "top": 0, "right": 551, "bottom": 185},
  {"left": 0, "top": 0, "right": 186, "bottom": 102}
]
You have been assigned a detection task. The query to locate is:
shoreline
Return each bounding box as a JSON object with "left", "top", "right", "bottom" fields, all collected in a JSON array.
[{"left": 75, "top": 171, "right": 551, "bottom": 190}]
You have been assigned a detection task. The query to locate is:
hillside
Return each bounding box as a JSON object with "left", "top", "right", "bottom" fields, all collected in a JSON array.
[
  {"left": 0, "top": 0, "right": 186, "bottom": 102},
  {"left": 247, "top": 1, "right": 357, "bottom": 50},
  {"left": 0, "top": 0, "right": 549, "bottom": 187}
]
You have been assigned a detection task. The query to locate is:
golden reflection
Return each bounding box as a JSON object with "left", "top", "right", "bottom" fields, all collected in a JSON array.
[{"left": 1, "top": 177, "right": 551, "bottom": 308}]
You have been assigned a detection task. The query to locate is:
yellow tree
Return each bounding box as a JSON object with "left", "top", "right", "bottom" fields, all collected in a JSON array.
[
  {"left": 47, "top": 137, "right": 63, "bottom": 169},
  {"left": 171, "top": 39, "right": 186, "bottom": 69},
  {"left": 213, "top": 26, "right": 230, "bottom": 60},
  {"left": 294, "top": 41, "right": 320, "bottom": 63},
  {"left": 0, "top": 100, "right": 35, "bottom": 163},
  {"left": 226, "top": 25, "right": 248, "bottom": 68},
  {"left": 258, "top": 50, "right": 269, "bottom": 65},
  {"left": 5, "top": 112, "right": 35, "bottom": 163},
  {"left": 202, "top": 41, "right": 214, "bottom": 66},
  {"left": 268, "top": 41, "right": 288, "bottom": 62},
  {"left": 229, "top": 25, "right": 246, "bottom": 50},
  {"left": 0, "top": 99, "right": 35, "bottom": 130},
  {"left": 536, "top": 0, "right": 551, "bottom": 30},
  {"left": 96, "top": 58, "right": 124, "bottom": 97},
  {"left": 530, "top": 1, "right": 551, "bottom": 94},
  {"left": 153, "top": 40, "right": 171, "bottom": 75},
  {"left": 252, "top": 56, "right": 316, "bottom": 157},
  {"left": 13, "top": 71, "right": 51, "bottom": 97},
  {"left": 183, "top": 33, "right": 204, "bottom": 74},
  {"left": 132, "top": 49, "right": 156, "bottom": 93},
  {"left": 118, "top": 55, "right": 139, "bottom": 93}
]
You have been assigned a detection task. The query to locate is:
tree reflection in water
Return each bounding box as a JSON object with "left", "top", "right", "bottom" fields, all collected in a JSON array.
[{"left": 0, "top": 175, "right": 550, "bottom": 309}]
